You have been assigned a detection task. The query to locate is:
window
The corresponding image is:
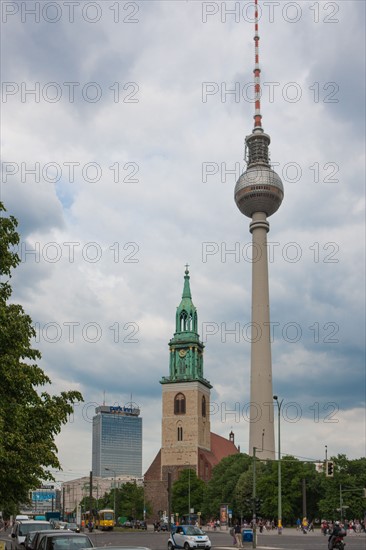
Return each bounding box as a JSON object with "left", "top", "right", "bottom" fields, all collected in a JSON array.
[
  {"left": 174, "top": 393, "right": 186, "bottom": 414},
  {"left": 177, "top": 426, "right": 183, "bottom": 441},
  {"left": 180, "top": 311, "right": 194, "bottom": 331},
  {"left": 202, "top": 396, "right": 206, "bottom": 417},
  {"left": 180, "top": 311, "right": 187, "bottom": 331}
]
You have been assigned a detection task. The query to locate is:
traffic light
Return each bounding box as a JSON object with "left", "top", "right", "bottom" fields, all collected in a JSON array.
[
  {"left": 326, "top": 461, "right": 334, "bottom": 477},
  {"left": 254, "top": 498, "right": 262, "bottom": 514}
]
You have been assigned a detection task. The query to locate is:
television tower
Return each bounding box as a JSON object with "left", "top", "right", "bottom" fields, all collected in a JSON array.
[{"left": 234, "top": 0, "right": 284, "bottom": 460}]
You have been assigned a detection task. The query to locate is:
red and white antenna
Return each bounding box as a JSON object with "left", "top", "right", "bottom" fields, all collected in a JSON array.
[{"left": 253, "top": 0, "right": 263, "bottom": 132}]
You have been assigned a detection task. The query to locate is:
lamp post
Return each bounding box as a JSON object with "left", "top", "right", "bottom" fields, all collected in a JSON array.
[
  {"left": 252, "top": 446, "right": 257, "bottom": 550},
  {"left": 273, "top": 396, "right": 283, "bottom": 535},
  {"left": 143, "top": 482, "right": 146, "bottom": 522},
  {"left": 188, "top": 468, "right": 191, "bottom": 524},
  {"left": 105, "top": 468, "right": 116, "bottom": 524},
  {"left": 185, "top": 462, "right": 191, "bottom": 524}
]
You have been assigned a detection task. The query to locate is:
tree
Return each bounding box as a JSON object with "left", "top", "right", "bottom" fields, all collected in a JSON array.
[
  {"left": 202, "top": 453, "right": 252, "bottom": 519},
  {"left": 172, "top": 469, "right": 207, "bottom": 519},
  {"left": 234, "top": 460, "right": 265, "bottom": 520},
  {"left": 318, "top": 455, "right": 366, "bottom": 520},
  {"left": 0, "top": 203, "right": 83, "bottom": 515},
  {"left": 98, "top": 482, "right": 148, "bottom": 520}
]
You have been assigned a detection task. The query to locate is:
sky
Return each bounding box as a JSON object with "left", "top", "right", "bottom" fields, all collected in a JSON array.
[{"left": 1, "top": 0, "right": 365, "bottom": 486}]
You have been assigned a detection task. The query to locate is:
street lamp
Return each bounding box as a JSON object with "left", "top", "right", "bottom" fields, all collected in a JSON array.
[
  {"left": 273, "top": 395, "right": 284, "bottom": 535},
  {"left": 105, "top": 468, "right": 116, "bottom": 523},
  {"left": 143, "top": 481, "right": 146, "bottom": 522},
  {"left": 184, "top": 462, "right": 191, "bottom": 524}
]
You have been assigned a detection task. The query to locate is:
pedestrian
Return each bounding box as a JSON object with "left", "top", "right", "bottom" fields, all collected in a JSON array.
[
  {"left": 229, "top": 525, "right": 236, "bottom": 545},
  {"left": 234, "top": 522, "right": 242, "bottom": 548}
]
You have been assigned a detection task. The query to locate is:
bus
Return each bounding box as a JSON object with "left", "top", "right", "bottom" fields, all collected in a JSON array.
[{"left": 95, "top": 509, "right": 114, "bottom": 531}]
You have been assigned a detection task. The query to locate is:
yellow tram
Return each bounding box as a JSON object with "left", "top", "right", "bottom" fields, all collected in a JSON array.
[{"left": 96, "top": 509, "right": 115, "bottom": 531}]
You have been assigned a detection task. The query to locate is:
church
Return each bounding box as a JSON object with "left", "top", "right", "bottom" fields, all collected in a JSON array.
[{"left": 144, "top": 267, "right": 239, "bottom": 518}]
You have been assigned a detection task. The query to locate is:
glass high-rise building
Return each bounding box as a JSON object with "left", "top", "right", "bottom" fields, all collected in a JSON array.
[{"left": 92, "top": 405, "right": 142, "bottom": 477}]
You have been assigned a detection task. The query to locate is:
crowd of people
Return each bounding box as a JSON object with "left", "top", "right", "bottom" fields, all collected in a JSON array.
[
  {"left": 321, "top": 519, "right": 366, "bottom": 535},
  {"left": 206, "top": 516, "right": 366, "bottom": 536}
]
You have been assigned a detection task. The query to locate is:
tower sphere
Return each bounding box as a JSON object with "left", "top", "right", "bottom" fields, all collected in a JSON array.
[{"left": 235, "top": 164, "right": 284, "bottom": 219}]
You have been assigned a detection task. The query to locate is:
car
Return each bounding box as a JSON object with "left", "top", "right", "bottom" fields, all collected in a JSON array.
[
  {"left": 27, "top": 530, "right": 62, "bottom": 550},
  {"left": 129, "top": 521, "right": 146, "bottom": 530},
  {"left": 10, "top": 521, "right": 51, "bottom": 550},
  {"left": 168, "top": 525, "right": 211, "bottom": 550},
  {"left": 24, "top": 530, "right": 40, "bottom": 550},
  {"left": 120, "top": 521, "right": 131, "bottom": 528},
  {"left": 33, "top": 531, "right": 94, "bottom": 550},
  {"left": 50, "top": 522, "right": 69, "bottom": 530},
  {"left": 81, "top": 548, "right": 151, "bottom": 550},
  {"left": 64, "top": 523, "right": 80, "bottom": 533},
  {"left": 24, "top": 529, "right": 55, "bottom": 550}
]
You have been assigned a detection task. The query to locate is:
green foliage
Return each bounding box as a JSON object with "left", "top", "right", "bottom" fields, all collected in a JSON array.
[
  {"left": 200, "top": 451, "right": 366, "bottom": 524},
  {"left": 318, "top": 455, "right": 366, "bottom": 520},
  {"left": 202, "top": 453, "right": 252, "bottom": 518},
  {"left": 0, "top": 203, "right": 83, "bottom": 514},
  {"left": 234, "top": 461, "right": 265, "bottom": 517},
  {"left": 172, "top": 469, "right": 207, "bottom": 517},
  {"left": 98, "top": 482, "right": 149, "bottom": 520},
  {"left": 79, "top": 496, "right": 98, "bottom": 515}
]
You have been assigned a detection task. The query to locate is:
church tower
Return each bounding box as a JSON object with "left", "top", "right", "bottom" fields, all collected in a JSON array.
[
  {"left": 144, "top": 267, "right": 238, "bottom": 520},
  {"left": 160, "top": 266, "right": 212, "bottom": 471}
]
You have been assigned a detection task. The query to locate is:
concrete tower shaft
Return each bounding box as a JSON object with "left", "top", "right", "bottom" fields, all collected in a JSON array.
[{"left": 248, "top": 212, "right": 275, "bottom": 459}]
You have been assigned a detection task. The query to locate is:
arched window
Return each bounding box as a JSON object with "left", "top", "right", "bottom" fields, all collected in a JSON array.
[
  {"left": 180, "top": 311, "right": 187, "bottom": 331},
  {"left": 187, "top": 314, "right": 192, "bottom": 330},
  {"left": 202, "top": 396, "right": 206, "bottom": 417},
  {"left": 174, "top": 393, "right": 186, "bottom": 415},
  {"left": 177, "top": 426, "right": 183, "bottom": 441}
]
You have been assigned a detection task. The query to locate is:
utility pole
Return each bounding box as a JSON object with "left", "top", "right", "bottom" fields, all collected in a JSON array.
[
  {"left": 89, "top": 471, "right": 93, "bottom": 519},
  {"left": 167, "top": 473, "right": 172, "bottom": 531},
  {"left": 252, "top": 447, "right": 257, "bottom": 549},
  {"left": 340, "top": 484, "right": 343, "bottom": 523},
  {"left": 302, "top": 479, "right": 307, "bottom": 519},
  {"left": 273, "top": 396, "right": 283, "bottom": 534},
  {"left": 62, "top": 487, "right": 65, "bottom": 520}
]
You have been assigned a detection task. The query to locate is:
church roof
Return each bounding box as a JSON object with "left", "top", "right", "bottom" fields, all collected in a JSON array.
[
  {"left": 144, "top": 449, "right": 161, "bottom": 480},
  {"left": 199, "top": 432, "right": 239, "bottom": 470},
  {"left": 144, "top": 432, "right": 238, "bottom": 480}
]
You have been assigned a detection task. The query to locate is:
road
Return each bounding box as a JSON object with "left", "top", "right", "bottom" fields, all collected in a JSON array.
[
  {"left": 1, "top": 528, "right": 365, "bottom": 550},
  {"left": 84, "top": 528, "right": 365, "bottom": 550}
]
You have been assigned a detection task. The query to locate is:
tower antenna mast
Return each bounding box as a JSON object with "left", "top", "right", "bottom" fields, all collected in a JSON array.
[{"left": 253, "top": 0, "right": 263, "bottom": 132}]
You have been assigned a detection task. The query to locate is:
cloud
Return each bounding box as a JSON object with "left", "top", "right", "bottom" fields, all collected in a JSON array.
[{"left": 2, "top": 0, "right": 365, "bottom": 478}]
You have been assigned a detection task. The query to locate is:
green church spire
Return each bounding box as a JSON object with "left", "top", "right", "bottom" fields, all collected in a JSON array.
[
  {"left": 175, "top": 265, "right": 198, "bottom": 335},
  {"left": 182, "top": 264, "right": 192, "bottom": 298},
  {"left": 161, "top": 267, "right": 211, "bottom": 388}
]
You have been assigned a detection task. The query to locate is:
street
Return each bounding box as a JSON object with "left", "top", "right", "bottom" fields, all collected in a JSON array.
[{"left": 1, "top": 528, "right": 365, "bottom": 550}]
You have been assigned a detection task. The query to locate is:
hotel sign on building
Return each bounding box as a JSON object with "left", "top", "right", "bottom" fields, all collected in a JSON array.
[{"left": 95, "top": 405, "right": 140, "bottom": 416}]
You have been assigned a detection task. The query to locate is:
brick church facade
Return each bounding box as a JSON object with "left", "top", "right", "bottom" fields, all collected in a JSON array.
[{"left": 144, "top": 267, "right": 238, "bottom": 519}]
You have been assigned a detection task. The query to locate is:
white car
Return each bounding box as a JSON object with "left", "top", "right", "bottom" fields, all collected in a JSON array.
[
  {"left": 10, "top": 520, "right": 50, "bottom": 550},
  {"left": 168, "top": 525, "right": 211, "bottom": 550}
]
